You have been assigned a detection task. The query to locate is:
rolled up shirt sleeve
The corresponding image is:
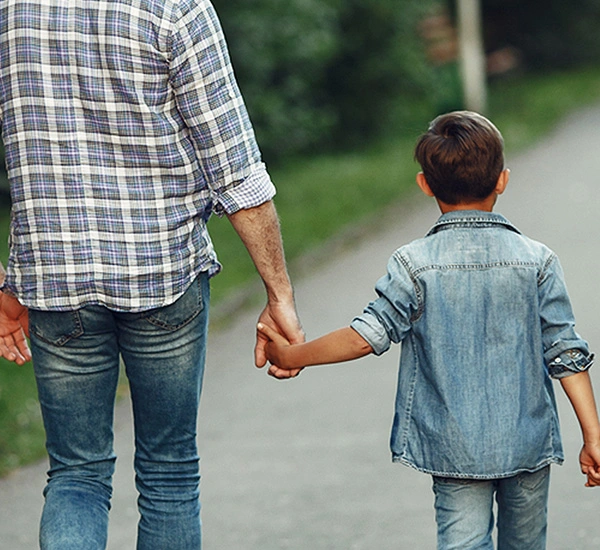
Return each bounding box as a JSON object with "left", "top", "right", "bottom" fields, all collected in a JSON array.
[
  {"left": 547, "top": 348, "right": 594, "bottom": 379},
  {"left": 538, "top": 254, "right": 594, "bottom": 379},
  {"left": 351, "top": 251, "right": 420, "bottom": 356},
  {"left": 170, "top": 0, "right": 273, "bottom": 216},
  {"left": 351, "top": 311, "right": 393, "bottom": 356},
  {"left": 214, "top": 162, "right": 276, "bottom": 215}
]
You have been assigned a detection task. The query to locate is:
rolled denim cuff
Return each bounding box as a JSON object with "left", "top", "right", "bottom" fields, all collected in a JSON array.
[
  {"left": 350, "top": 314, "right": 391, "bottom": 356},
  {"left": 547, "top": 349, "right": 594, "bottom": 379}
]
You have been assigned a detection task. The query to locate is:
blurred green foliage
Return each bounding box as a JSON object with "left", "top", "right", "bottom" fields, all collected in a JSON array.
[
  {"left": 212, "top": 0, "right": 445, "bottom": 162},
  {"left": 481, "top": 0, "right": 600, "bottom": 70},
  {"left": 213, "top": 0, "right": 600, "bottom": 162},
  {"left": 2, "top": 0, "right": 600, "bottom": 176}
]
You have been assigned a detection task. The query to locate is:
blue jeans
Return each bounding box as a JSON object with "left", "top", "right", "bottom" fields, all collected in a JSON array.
[
  {"left": 29, "top": 274, "right": 210, "bottom": 550},
  {"left": 432, "top": 466, "right": 550, "bottom": 550}
]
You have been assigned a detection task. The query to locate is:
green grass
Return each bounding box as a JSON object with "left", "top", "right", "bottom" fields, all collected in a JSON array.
[{"left": 2, "top": 66, "right": 600, "bottom": 475}]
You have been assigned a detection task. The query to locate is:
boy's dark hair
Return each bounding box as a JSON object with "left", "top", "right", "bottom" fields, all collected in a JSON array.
[{"left": 414, "top": 111, "right": 505, "bottom": 205}]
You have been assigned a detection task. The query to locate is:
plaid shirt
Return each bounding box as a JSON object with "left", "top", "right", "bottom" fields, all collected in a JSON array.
[{"left": 0, "top": 0, "right": 275, "bottom": 311}]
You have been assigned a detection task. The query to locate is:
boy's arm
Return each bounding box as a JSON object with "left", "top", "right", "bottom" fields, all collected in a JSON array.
[
  {"left": 560, "top": 371, "right": 600, "bottom": 487},
  {"left": 257, "top": 323, "right": 373, "bottom": 379}
]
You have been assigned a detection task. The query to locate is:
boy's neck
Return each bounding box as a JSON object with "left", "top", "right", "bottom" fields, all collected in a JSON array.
[{"left": 436, "top": 195, "right": 497, "bottom": 214}]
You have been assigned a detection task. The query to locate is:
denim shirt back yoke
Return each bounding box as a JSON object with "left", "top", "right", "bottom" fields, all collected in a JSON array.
[{"left": 351, "top": 210, "right": 593, "bottom": 479}]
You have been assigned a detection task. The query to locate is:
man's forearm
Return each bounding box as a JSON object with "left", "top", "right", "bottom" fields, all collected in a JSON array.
[
  {"left": 229, "top": 199, "right": 304, "bottom": 368},
  {"left": 227, "top": 200, "right": 293, "bottom": 302}
]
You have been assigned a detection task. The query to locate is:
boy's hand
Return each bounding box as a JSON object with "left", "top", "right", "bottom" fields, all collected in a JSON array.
[
  {"left": 580, "top": 443, "right": 600, "bottom": 487},
  {"left": 0, "top": 292, "right": 31, "bottom": 365},
  {"left": 256, "top": 322, "right": 302, "bottom": 379}
]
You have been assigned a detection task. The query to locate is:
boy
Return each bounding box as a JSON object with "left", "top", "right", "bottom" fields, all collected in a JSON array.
[{"left": 258, "top": 111, "right": 600, "bottom": 549}]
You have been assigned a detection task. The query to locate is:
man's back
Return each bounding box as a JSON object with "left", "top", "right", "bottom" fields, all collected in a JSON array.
[{"left": 0, "top": 0, "right": 273, "bottom": 311}]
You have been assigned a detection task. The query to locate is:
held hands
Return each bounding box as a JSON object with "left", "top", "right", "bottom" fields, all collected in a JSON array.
[
  {"left": 0, "top": 292, "right": 31, "bottom": 365},
  {"left": 256, "top": 322, "right": 300, "bottom": 379},
  {"left": 254, "top": 298, "right": 303, "bottom": 369},
  {"left": 254, "top": 297, "right": 304, "bottom": 379}
]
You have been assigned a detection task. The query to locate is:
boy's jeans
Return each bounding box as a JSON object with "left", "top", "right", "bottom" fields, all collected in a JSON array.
[
  {"left": 29, "top": 273, "right": 210, "bottom": 550},
  {"left": 432, "top": 466, "right": 550, "bottom": 550}
]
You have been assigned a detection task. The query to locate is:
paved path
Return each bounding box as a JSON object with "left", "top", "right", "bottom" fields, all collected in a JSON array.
[{"left": 2, "top": 105, "right": 600, "bottom": 549}]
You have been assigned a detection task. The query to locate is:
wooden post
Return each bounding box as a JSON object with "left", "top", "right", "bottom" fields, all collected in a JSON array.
[{"left": 457, "top": 0, "right": 487, "bottom": 113}]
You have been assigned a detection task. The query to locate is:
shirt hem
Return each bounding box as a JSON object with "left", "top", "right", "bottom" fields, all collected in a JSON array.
[
  {"left": 391, "top": 455, "right": 563, "bottom": 480},
  {"left": 13, "top": 263, "right": 218, "bottom": 313}
]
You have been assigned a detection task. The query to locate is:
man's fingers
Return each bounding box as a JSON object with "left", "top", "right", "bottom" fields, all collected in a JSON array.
[
  {"left": 19, "top": 310, "right": 30, "bottom": 338},
  {"left": 254, "top": 330, "right": 268, "bottom": 368},
  {"left": 0, "top": 334, "right": 29, "bottom": 365},
  {"left": 0, "top": 340, "right": 17, "bottom": 362},
  {"left": 11, "top": 326, "right": 30, "bottom": 354}
]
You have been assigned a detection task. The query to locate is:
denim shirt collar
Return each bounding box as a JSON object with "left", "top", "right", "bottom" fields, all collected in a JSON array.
[{"left": 426, "top": 210, "right": 522, "bottom": 237}]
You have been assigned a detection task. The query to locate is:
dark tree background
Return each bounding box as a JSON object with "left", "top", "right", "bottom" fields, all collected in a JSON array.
[{"left": 2, "top": 0, "right": 600, "bottom": 182}]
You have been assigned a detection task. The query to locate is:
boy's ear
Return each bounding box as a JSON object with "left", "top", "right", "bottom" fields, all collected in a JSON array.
[
  {"left": 416, "top": 172, "right": 435, "bottom": 197},
  {"left": 495, "top": 168, "right": 510, "bottom": 195}
]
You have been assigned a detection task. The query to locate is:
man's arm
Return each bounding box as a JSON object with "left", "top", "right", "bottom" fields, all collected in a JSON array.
[
  {"left": 0, "top": 263, "right": 31, "bottom": 365},
  {"left": 560, "top": 371, "right": 600, "bottom": 487},
  {"left": 226, "top": 200, "right": 304, "bottom": 371},
  {"left": 257, "top": 323, "right": 373, "bottom": 379}
]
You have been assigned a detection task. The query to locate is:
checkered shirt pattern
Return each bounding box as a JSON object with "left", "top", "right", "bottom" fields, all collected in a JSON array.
[{"left": 0, "top": 0, "right": 275, "bottom": 311}]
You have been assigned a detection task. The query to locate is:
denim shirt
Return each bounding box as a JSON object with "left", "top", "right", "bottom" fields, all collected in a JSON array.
[{"left": 351, "top": 211, "right": 593, "bottom": 479}]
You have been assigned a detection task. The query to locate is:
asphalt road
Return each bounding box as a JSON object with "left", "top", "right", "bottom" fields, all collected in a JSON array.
[{"left": 2, "top": 104, "right": 600, "bottom": 549}]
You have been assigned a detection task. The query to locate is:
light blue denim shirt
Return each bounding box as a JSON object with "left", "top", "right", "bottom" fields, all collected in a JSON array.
[{"left": 351, "top": 211, "right": 593, "bottom": 479}]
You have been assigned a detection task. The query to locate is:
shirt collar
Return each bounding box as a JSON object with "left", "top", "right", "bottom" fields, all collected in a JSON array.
[{"left": 426, "top": 210, "right": 522, "bottom": 236}]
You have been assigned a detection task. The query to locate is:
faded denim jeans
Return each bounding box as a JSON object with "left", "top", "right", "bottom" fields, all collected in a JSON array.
[
  {"left": 432, "top": 466, "right": 551, "bottom": 550},
  {"left": 29, "top": 273, "right": 210, "bottom": 550}
]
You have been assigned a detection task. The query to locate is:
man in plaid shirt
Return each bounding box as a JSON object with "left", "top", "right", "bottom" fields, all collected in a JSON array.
[{"left": 0, "top": 0, "right": 303, "bottom": 547}]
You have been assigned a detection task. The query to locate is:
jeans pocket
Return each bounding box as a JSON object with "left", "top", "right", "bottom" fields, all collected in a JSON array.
[
  {"left": 144, "top": 276, "right": 206, "bottom": 331},
  {"left": 29, "top": 310, "right": 84, "bottom": 346}
]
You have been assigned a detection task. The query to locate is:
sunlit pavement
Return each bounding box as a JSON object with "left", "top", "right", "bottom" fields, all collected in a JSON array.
[{"left": 2, "top": 104, "right": 600, "bottom": 549}]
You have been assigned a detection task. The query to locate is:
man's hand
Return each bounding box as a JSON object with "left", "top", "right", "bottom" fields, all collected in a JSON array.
[
  {"left": 255, "top": 299, "right": 304, "bottom": 378},
  {"left": 0, "top": 292, "right": 31, "bottom": 365}
]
